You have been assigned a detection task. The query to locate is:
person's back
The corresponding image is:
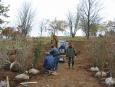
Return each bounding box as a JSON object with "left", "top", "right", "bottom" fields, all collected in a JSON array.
[
  {"left": 43, "top": 54, "right": 55, "bottom": 71},
  {"left": 66, "top": 46, "right": 76, "bottom": 57},
  {"left": 47, "top": 55, "right": 55, "bottom": 65},
  {"left": 50, "top": 45, "right": 60, "bottom": 71},
  {"left": 50, "top": 47, "right": 60, "bottom": 57},
  {"left": 66, "top": 44, "right": 76, "bottom": 69},
  {"left": 59, "top": 44, "right": 65, "bottom": 49},
  {"left": 59, "top": 44, "right": 65, "bottom": 54}
]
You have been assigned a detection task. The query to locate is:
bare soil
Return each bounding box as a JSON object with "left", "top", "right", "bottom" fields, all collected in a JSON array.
[
  {"left": 0, "top": 41, "right": 107, "bottom": 87},
  {"left": 18, "top": 41, "right": 106, "bottom": 87}
]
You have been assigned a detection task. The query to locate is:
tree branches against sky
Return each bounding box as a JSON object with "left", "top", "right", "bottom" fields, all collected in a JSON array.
[{"left": 1, "top": 0, "right": 115, "bottom": 37}]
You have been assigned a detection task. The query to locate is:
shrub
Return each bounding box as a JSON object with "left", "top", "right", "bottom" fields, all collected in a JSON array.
[{"left": 87, "top": 37, "right": 109, "bottom": 71}]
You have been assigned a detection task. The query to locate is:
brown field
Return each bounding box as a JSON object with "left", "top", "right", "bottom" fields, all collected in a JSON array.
[{"left": 0, "top": 37, "right": 114, "bottom": 87}]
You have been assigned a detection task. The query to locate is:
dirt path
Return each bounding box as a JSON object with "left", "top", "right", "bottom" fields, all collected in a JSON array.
[
  {"left": 26, "top": 41, "right": 106, "bottom": 87},
  {"left": 0, "top": 41, "right": 107, "bottom": 87},
  {"left": 28, "top": 55, "right": 105, "bottom": 87}
]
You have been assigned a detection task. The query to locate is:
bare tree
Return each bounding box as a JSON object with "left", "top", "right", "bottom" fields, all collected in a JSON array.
[
  {"left": 67, "top": 6, "right": 80, "bottom": 38},
  {"left": 105, "top": 20, "right": 115, "bottom": 36},
  {"left": 80, "top": 0, "right": 102, "bottom": 39},
  {"left": 39, "top": 20, "right": 48, "bottom": 37},
  {"left": 49, "top": 18, "right": 67, "bottom": 35},
  {"left": 0, "top": 1, "right": 9, "bottom": 38},
  {"left": 17, "top": 2, "right": 35, "bottom": 37},
  {"left": 0, "top": 1, "right": 9, "bottom": 25},
  {"left": 67, "top": 12, "right": 74, "bottom": 37}
]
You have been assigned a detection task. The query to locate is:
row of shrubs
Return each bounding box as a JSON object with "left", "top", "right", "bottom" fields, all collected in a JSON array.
[
  {"left": 0, "top": 39, "right": 47, "bottom": 72},
  {"left": 87, "top": 35, "right": 115, "bottom": 78}
]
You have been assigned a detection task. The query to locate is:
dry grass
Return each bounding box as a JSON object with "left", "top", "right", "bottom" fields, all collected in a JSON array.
[{"left": 87, "top": 36, "right": 115, "bottom": 77}]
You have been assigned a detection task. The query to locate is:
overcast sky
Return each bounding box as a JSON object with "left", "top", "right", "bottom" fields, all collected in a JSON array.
[{"left": 2, "top": 0, "right": 115, "bottom": 36}]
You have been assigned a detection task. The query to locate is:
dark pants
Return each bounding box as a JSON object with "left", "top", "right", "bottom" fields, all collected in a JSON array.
[
  {"left": 54, "top": 56, "right": 59, "bottom": 71},
  {"left": 68, "top": 57, "right": 74, "bottom": 68}
]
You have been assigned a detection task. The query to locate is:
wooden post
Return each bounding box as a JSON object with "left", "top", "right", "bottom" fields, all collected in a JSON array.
[{"left": 6, "top": 76, "right": 10, "bottom": 87}]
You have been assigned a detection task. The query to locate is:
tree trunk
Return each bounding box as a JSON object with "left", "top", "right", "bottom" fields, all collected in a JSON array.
[
  {"left": 87, "top": 0, "right": 91, "bottom": 40},
  {"left": 72, "top": 33, "right": 75, "bottom": 38}
]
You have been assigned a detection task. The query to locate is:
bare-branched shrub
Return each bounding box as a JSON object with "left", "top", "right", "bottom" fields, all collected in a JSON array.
[
  {"left": 87, "top": 37, "right": 109, "bottom": 71},
  {"left": 106, "top": 35, "right": 115, "bottom": 77},
  {"left": 0, "top": 37, "right": 50, "bottom": 73},
  {"left": 87, "top": 34, "right": 115, "bottom": 78},
  {"left": 0, "top": 48, "right": 10, "bottom": 69}
]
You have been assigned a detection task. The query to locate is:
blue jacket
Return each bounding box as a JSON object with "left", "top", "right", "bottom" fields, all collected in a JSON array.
[
  {"left": 43, "top": 54, "right": 55, "bottom": 70},
  {"left": 59, "top": 44, "right": 65, "bottom": 49},
  {"left": 50, "top": 47, "right": 60, "bottom": 57}
]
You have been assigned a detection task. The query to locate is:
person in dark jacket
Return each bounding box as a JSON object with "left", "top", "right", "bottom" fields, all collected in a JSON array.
[{"left": 66, "top": 43, "right": 76, "bottom": 69}]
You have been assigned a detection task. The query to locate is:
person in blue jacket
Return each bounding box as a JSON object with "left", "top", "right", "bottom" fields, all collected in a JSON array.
[
  {"left": 43, "top": 52, "right": 55, "bottom": 73},
  {"left": 50, "top": 45, "right": 60, "bottom": 71},
  {"left": 59, "top": 43, "right": 66, "bottom": 54}
]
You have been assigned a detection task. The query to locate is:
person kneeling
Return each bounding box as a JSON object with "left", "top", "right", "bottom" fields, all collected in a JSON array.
[{"left": 43, "top": 52, "right": 55, "bottom": 74}]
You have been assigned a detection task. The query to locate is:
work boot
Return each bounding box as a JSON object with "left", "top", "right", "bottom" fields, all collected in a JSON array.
[{"left": 68, "top": 63, "right": 71, "bottom": 69}]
